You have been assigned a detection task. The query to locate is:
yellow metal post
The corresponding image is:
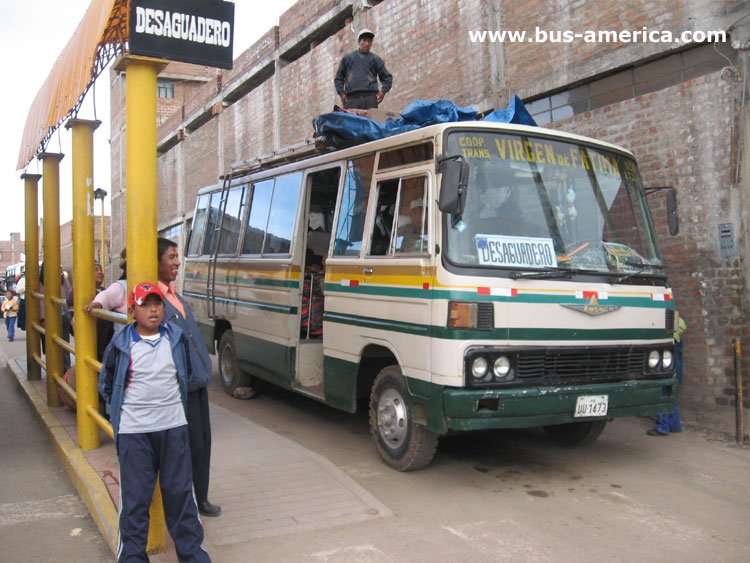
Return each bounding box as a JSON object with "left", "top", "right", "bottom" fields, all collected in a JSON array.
[
  {"left": 120, "top": 54, "right": 168, "bottom": 554},
  {"left": 123, "top": 55, "right": 166, "bottom": 287},
  {"left": 39, "top": 152, "right": 64, "bottom": 407},
  {"left": 66, "top": 118, "right": 102, "bottom": 450},
  {"left": 21, "top": 173, "right": 42, "bottom": 381}
]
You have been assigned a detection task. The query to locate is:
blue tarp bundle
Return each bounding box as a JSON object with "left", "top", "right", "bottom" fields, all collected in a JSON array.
[
  {"left": 482, "top": 95, "right": 537, "bottom": 126},
  {"left": 312, "top": 96, "right": 536, "bottom": 146}
]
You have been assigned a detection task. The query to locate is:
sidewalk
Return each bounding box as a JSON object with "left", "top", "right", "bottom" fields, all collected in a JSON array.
[{"left": 0, "top": 331, "right": 390, "bottom": 560}]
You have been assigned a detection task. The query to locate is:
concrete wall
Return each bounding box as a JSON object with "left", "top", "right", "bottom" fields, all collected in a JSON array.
[{"left": 109, "top": 0, "right": 749, "bottom": 435}]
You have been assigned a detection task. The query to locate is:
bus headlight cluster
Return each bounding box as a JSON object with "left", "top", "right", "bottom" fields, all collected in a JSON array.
[
  {"left": 469, "top": 354, "right": 515, "bottom": 385},
  {"left": 647, "top": 349, "right": 674, "bottom": 371}
]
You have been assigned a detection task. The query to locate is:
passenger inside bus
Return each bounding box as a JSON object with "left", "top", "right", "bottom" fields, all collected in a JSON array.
[{"left": 301, "top": 249, "right": 324, "bottom": 338}]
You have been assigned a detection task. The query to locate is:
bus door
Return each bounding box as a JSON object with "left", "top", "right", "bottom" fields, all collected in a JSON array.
[
  {"left": 295, "top": 166, "right": 342, "bottom": 397},
  {"left": 363, "top": 170, "right": 434, "bottom": 385}
]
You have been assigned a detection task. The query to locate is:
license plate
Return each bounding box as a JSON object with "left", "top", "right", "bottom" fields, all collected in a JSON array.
[{"left": 574, "top": 395, "right": 608, "bottom": 417}]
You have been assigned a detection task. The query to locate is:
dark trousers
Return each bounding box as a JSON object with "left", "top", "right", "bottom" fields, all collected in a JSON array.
[
  {"left": 187, "top": 388, "right": 213, "bottom": 503},
  {"left": 345, "top": 91, "right": 378, "bottom": 109},
  {"left": 117, "top": 426, "right": 210, "bottom": 562}
]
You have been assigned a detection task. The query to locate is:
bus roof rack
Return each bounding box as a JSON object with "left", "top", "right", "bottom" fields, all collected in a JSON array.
[{"left": 227, "top": 136, "right": 329, "bottom": 177}]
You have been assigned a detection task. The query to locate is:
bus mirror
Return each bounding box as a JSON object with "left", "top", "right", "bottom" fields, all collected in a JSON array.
[
  {"left": 666, "top": 189, "right": 679, "bottom": 236},
  {"left": 438, "top": 156, "right": 469, "bottom": 216}
]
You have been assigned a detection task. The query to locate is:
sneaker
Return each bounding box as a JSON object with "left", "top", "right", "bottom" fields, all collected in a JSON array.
[{"left": 646, "top": 429, "right": 668, "bottom": 436}]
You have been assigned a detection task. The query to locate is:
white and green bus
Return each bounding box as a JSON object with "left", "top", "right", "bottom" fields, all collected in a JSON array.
[{"left": 183, "top": 121, "right": 677, "bottom": 470}]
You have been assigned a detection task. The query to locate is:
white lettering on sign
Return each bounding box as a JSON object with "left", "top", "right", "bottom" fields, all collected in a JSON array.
[
  {"left": 475, "top": 234, "right": 557, "bottom": 268},
  {"left": 135, "top": 7, "right": 232, "bottom": 47}
]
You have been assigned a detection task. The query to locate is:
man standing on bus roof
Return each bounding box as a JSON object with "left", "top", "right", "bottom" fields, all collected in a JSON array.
[
  {"left": 157, "top": 237, "right": 221, "bottom": 518},
  {"left": 334, "top": 28, "right": 393, "bottom": 110}
]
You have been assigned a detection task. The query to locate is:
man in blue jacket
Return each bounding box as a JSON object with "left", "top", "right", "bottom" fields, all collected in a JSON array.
[
  {"left": 334, "top": 28, "right": 393, "bottom": 109},
  {"left": 99, "top": 282, "right": 210, "bottom": 562},
  {"left": 157, "top": 237, "right": 221, "bottom": 517}
]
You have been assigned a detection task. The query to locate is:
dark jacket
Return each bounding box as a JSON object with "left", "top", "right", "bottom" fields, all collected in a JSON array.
[
  {"left": 334, "top": 50, "right": 393, "bottom": 96},
  {"left": 163, "top": 292, "right": 212, "bottom": 392},
  {"left": 98, "top": 322, "right": 191, "bottom": 444}
]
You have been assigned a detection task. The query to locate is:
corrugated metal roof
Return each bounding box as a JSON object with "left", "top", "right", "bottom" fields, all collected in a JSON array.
[{"left": 16, "top": 0, "right": 128, "bottom": 170}]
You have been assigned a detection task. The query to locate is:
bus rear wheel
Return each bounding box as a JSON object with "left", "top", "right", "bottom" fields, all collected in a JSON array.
[
  {"left": 218, "top": 330, "right": 251, "bottom": 396},
  {"left": 543, "top": 420, "right": 608, "bottom": 447},
  {"left": 369, "top": 366, "right": 438, "bottom": 471}
]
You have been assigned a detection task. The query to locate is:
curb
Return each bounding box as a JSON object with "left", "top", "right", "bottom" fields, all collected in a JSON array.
[{"left": 4, "top": 356, "right": 119, "bottom": 556}]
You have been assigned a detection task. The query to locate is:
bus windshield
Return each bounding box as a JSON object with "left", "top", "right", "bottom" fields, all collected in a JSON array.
[{"left": 442, "top": 131, "right": 663, "bottom": 276}]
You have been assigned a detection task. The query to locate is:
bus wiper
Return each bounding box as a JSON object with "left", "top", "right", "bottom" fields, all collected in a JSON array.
[
  {"left": 510, "top": 269, "right": 573, "bottom": 280},
  {"left": 611, "top": 264, "right": 664, "bottom": 283}
]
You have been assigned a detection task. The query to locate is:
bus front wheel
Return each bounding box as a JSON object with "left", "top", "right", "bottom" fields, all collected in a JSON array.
[
  {"left": 218, "top": 330, "right": 251, "bottom": 395},
  {"left": 543, "top": 420, "right": 608, "bottom": 447},
  {"left": 369, "top": 366, "right": 438, "bottom": 471}
]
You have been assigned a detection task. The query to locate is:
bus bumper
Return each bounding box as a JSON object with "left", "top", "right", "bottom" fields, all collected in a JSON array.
[{"left": 442, "top": 378, "right": 677, "bottom": 432}]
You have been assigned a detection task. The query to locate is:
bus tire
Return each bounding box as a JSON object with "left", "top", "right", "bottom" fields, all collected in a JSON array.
[
  {"left": 543, "top": 420, "right": 608, "bottom": 447},
  {"left": 218, "top": 330, "right": 251, "bottom": 396},
  {"left": 369, "top": 366, "right": 438, "bottom": 471}
]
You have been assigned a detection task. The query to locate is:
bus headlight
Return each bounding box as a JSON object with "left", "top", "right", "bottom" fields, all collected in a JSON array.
[
  {"left": 662, "top": 349, "right": 674, "bottom": 370},
  {"left": 647, "top": 350, "right": 660, "bottom": 369},
  {"left": 493, "top": 356, "right": 513, "bottom": 381},
  {"left": 471, "top": 357, "right": 490, "bottom": 381}
]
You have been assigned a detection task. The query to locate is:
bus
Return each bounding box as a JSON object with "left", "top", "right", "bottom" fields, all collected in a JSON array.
[
  {"left": 183, "top": 120, "right": 677, "bottom": 470},
  {"left": 5, "top": 262, "right": 24, "bottom": 293}
]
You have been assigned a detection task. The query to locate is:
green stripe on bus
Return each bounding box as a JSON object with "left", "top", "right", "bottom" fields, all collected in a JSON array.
[
  {"left": 185, "top": 272, "right": 298, "bottom": 289},
  {"left": 183, "top": 292, "right": 298, "bottom": 315},
  {"left": 324, "top": 312, "right": 669, "bottom": 340},
  {"left": 324, "top": 283, "right": 673, "bottom": 309}
]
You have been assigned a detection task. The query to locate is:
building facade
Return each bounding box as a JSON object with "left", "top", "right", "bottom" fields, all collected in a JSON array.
[{"left": 109, "top": 0, "right": 750, "bottom": 435}]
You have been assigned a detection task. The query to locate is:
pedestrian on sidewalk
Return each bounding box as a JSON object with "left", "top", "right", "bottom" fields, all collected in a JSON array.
[
  {"left": 99, "top": 282, "right": 210, "bottom": 562},
  {"left": 2, "top": 290, "right": 19, "bottom": 341},
  {"left": 334, "top": 28, "right": 393, "bottom": 109},
  {"left": 648, "top": 312, "right": 688, "bottom": 436},
  {"left": 157, "top": 237, "right": 221, "bottom": 517}
]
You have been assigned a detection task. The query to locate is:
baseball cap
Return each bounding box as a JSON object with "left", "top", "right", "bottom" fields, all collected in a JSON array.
[
  {"left": 358, "top": 28, "right": 375, "bottom": 41},
  {"left": 410, "top": 199, "right": 424, "bottom": 211},
  {"left": 129, "top": 281, "right": 164, "bottom": 307}
]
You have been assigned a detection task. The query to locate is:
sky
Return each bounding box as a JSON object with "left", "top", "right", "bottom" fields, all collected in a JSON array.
[{"left": 0, "top": 0, "right": 297, "bottom": 241}]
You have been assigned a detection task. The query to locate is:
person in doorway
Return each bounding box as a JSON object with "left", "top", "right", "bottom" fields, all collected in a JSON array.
[
  {"left": 2, "top": 290, "right": 19, "bottom": 341},
  {"left": 648, "top": 313, "right": 687, "bottom": 436},
  {"left": 99, "top": 282, "right": 210, "bottom": 562},
  {"left": 334, "top": 28, "right": 393, "bottom": 109},
  {"left": 157, "top": 237, "right": 221, "bottom": 517}
]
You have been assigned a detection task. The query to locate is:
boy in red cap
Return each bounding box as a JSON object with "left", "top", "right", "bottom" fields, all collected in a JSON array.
[{"left": 99, "top": 282, "right": 210, "bottom": 562}]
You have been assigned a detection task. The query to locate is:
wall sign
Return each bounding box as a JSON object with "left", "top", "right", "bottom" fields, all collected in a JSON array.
[{"left": 129, "top": 0, "right": 235, "bottom": 69}]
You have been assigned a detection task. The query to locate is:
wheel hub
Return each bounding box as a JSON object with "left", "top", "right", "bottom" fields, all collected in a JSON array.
[{"left": 377, "top": 388, "right": 407, "bottom": 449}]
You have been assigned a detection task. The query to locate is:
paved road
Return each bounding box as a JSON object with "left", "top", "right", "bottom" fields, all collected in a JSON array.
[
  {"left": 210, "top": 381, "right": 750, "bottom": 562},
  {"left": 0, "top": 334, "right": 111, "bottom": 563}
]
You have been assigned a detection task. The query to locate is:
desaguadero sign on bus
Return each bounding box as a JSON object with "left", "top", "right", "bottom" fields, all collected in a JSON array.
[{"left": 129, "top": 0, "right": 235, "bottom": 69}]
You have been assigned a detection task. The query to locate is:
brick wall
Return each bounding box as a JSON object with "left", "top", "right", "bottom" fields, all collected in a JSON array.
[{"left": 109, "top": 0, "right": 747, "bottom": 435}]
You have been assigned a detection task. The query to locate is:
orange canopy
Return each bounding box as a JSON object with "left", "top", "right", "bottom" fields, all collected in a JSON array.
[{"left": 17, "top": 0, "right": 128, "bottom": 170}]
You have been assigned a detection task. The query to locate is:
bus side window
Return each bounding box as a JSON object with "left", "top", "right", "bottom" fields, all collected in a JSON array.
[
  {"left": 369, "top": 179, "right": 398, "bottom": 256},
  {"left": 333, "top": 155, "right": 374, "bottom": 256},
  {"left": 394, "top": 177, "right": 428, "bottom": 254},
  {"left": 187, "top": 194, "right": 211, "bottom": 256},
  {"left": 216, "top": 186, "right": 246, "bottom": 255}
]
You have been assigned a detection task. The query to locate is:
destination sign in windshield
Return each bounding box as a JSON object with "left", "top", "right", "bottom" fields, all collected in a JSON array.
[{"left": 476, "top": 234, "right": 557, "bottom": 268}]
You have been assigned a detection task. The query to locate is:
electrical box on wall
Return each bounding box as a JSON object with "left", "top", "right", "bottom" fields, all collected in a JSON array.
[{"left": 719, "top": 223, "right": 735, "bottom": 259}]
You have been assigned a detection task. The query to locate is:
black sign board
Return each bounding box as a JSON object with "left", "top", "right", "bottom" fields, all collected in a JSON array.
[{"left": 129, "top": 0, "right": 235, "bottom": 69}]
